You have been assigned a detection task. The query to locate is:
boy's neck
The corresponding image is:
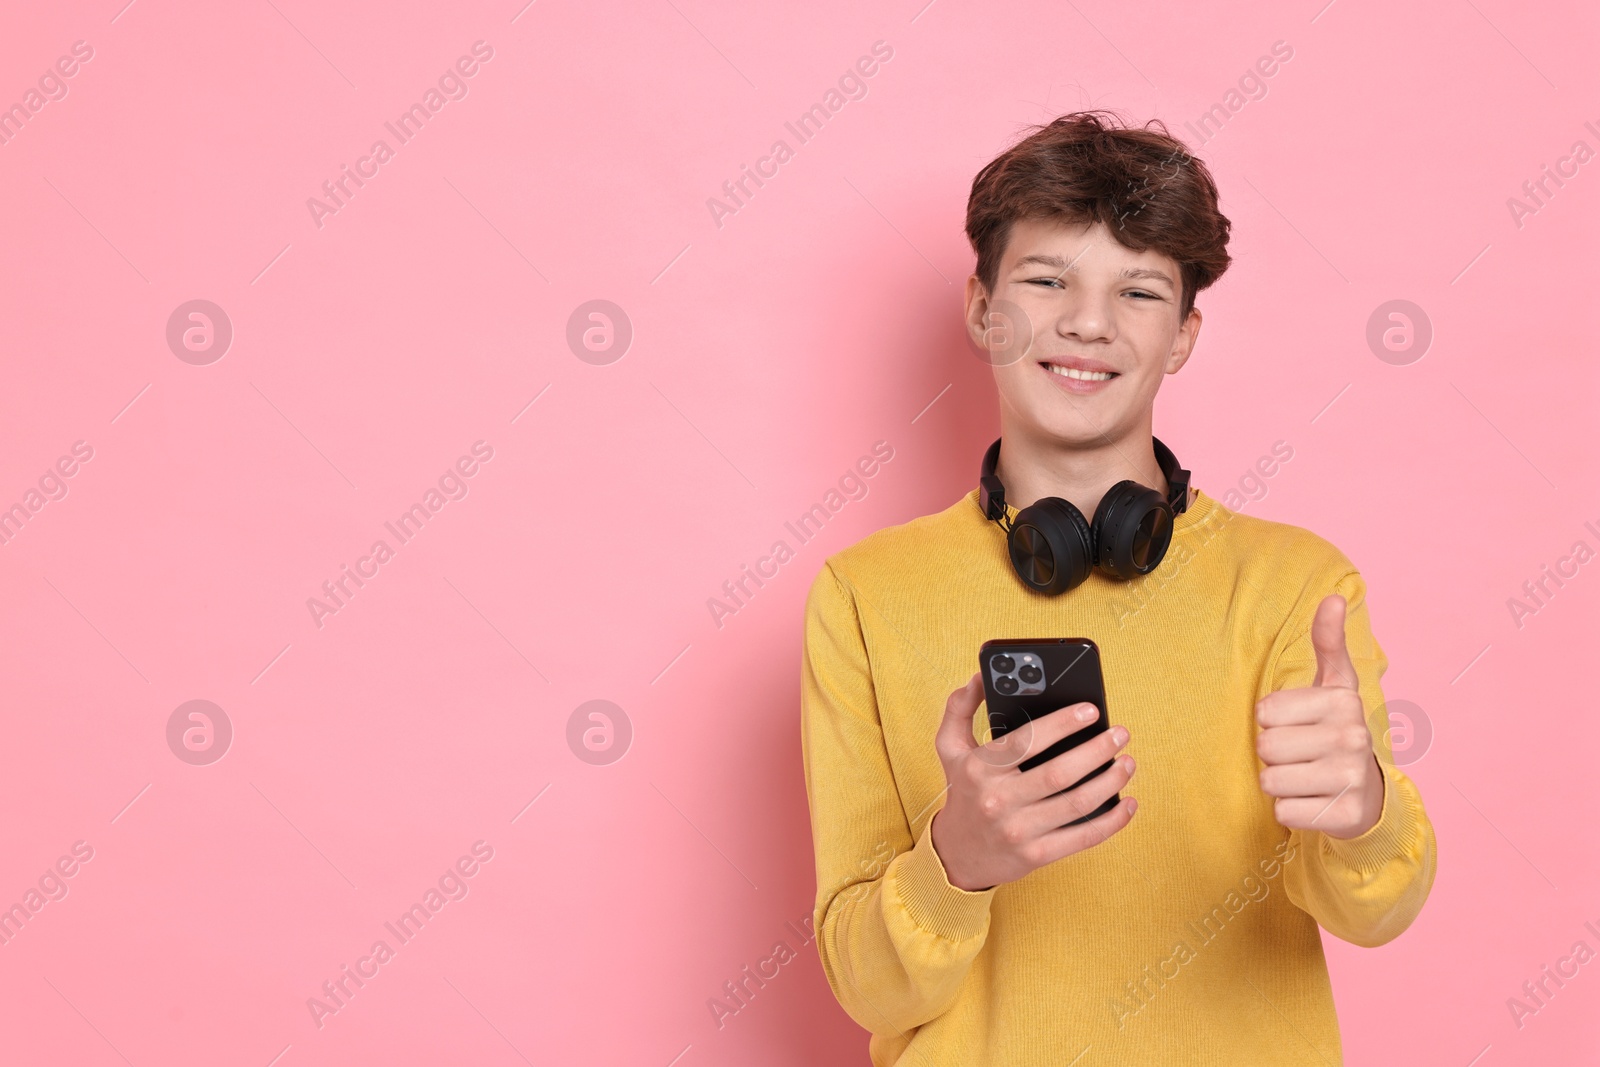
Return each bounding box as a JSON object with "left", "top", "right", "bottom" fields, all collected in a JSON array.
[{"left": 992, "top": 421, "right": 1174, "bottom": 520}]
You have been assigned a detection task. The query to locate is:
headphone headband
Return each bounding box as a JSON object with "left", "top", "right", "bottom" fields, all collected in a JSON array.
[{"left": 979, "top": 436, "right": 1190, "bottom": 521}]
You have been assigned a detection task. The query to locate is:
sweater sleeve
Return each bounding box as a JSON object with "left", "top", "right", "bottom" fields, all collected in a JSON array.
[
  {"left": 1265, "top": 567, "right": 1439, "bottom": 948},
  {"left": 800, "top": 562, "right": 996, "bottom": 1037}
]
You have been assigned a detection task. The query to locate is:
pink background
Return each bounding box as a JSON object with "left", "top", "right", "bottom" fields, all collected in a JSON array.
[{"left": 1, "top": 1, "right": 1596, "bottom": 1063}]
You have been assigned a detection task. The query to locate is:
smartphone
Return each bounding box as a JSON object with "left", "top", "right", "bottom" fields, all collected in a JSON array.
[{"left": 979, "top": 638, "right": 1118, "bottom": 827}]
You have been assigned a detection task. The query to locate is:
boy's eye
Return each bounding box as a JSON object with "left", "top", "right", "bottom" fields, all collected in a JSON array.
[{"left": 1023, "top": 280, "right": 1162, "bottom": 299}]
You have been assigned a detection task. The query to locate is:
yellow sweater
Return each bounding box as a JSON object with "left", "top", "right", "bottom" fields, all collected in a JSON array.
[{"left": 800, "top": 485, "right": 1438, "bottom": 1066}]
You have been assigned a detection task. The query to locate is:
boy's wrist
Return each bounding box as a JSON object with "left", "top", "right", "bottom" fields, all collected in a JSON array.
[
  {"left": 929, "top": 808, "right": 993, "bottom": 893},
  {"left": 890, "top": 818, "right": 996, "bottom": 942}
]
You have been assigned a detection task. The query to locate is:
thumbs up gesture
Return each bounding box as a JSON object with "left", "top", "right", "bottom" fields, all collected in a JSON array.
[{"left": 1255, "top": 595, "right": 1386, "bottom": 839}]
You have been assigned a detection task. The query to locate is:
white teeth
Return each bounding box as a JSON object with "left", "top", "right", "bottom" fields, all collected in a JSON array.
[{"left": 1047, "top": 364, "right": 1115, "bottom": 381}]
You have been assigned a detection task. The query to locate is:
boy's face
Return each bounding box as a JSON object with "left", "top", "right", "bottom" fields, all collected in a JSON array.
[{"left": 966, "top": 216, "right": 1202, "bottom": 448}]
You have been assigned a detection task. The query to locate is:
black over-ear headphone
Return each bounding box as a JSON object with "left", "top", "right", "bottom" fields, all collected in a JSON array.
[{"left": 979, "top": 436, "right": 1191, "bottom": 595}]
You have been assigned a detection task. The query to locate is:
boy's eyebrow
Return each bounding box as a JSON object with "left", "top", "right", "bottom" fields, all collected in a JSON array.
[
  {"left": 1012, "top": 254, "right": 1174, "bottom": 287},
  {"left": 1120, "top": 267, "right": 1175, "bottom": 286}
]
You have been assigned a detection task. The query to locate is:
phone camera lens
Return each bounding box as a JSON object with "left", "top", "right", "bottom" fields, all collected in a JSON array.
[
  {"left": 995, "top": 674, "right": 1019, "bottom": 695},
  {"left": 992, "top": 654, "right": 1015, "bottom": 674},
  {"left": 1018, "top": 663, "right": 1042, "bottom": 684}
]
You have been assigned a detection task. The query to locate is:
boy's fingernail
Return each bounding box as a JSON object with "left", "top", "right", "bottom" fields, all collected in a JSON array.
[
  {"left": 1076, "top": 705, "right": 1096, "bottom": 721},
  {"left": 1111, "top": 726, "right": 1129, "bottom": 745}
]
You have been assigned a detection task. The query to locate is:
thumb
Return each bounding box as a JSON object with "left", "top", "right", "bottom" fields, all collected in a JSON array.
[
  {"left": 1311, "top": 594, "right": 1358, "bottom": 690},
  {"left": 935, "top": 673, "right": 984, "bottom": 760}
]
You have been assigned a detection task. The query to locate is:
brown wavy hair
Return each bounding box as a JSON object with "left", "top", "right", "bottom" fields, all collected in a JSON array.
[{"left": 965, "top": 111, "right": 1232, "bottom": 322}]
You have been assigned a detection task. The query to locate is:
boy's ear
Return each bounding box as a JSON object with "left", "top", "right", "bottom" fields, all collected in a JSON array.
[
  {"left": 964, "top": 274, "right": 1034, "bottom": 368},
  {"left": 1165, "top": 306, "right": 1203, "bottom": 374},
  {"left": 964, "top": 274, "right": 989, "bottom": 348}
]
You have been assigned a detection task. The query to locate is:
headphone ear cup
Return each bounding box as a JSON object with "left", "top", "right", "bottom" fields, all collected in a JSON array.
[
  {"left": 1091, "top": 480, "right": 1175, "bottom": 580},
  {"left": 1007, "top": 497, "right": 1095, "bottom": 595}
]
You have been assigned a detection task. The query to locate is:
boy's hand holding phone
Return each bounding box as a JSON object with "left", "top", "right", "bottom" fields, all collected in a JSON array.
[
  {"left": 1255, "top": 594, "right": 1386, "bottom": 839},
  {"left": 929, "top": 674, "right": 1137, "bottom": 892}
]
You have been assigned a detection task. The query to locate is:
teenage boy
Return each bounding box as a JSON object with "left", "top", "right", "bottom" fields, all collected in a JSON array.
[{"left": 799, "top": 112, "right": 1437, "bottom": 1065}]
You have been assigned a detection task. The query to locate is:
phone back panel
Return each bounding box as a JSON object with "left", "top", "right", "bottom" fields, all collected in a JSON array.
[{"left": 979, "top": 637, "right": 1117, "bottom": 825}]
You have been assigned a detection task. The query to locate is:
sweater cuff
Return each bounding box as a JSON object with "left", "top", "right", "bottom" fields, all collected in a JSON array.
[
  {"left": 887, "top": 817, "right": 995, "bottom": 942},
  {"left": 1321, "top": 764, "right": 1424, "bottom": 874}
]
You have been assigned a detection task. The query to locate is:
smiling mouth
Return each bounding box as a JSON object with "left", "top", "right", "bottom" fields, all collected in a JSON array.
[{"left": 1043, "top": 363, "right": 1118, "bottom": 382}]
